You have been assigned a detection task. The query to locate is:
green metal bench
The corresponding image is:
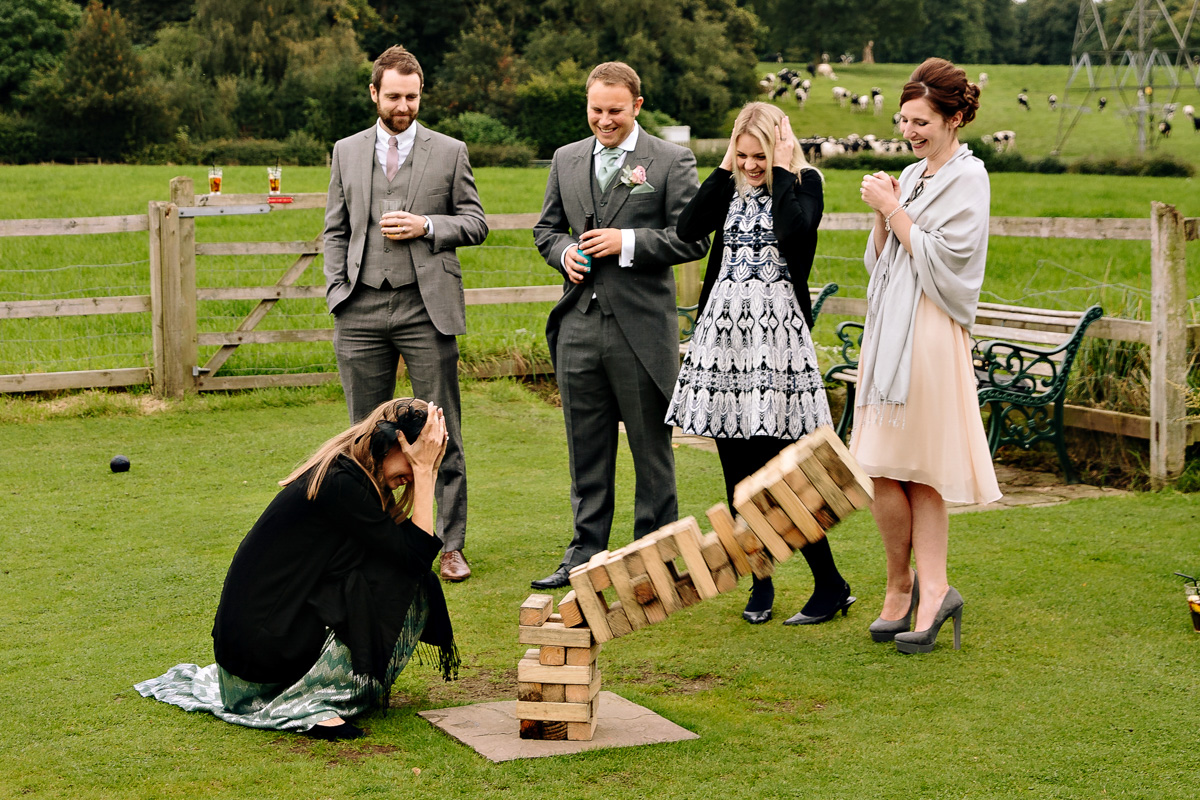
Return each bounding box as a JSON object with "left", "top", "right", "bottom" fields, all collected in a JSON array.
[
  {"left": 677, "top": 282, "right": 839, "bottom": 347},
  {"left": 823, "top": 303, "right": 1105, "bottom": 484}
]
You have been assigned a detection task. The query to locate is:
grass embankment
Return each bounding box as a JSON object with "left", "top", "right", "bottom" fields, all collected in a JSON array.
[{"left": 0, "top": 382, "right": 1196, "bottom": 798}]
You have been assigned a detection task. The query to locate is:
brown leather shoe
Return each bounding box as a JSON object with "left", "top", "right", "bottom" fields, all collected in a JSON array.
[{"left": 439, "top": 550, "right": 471, "bottom": 582}]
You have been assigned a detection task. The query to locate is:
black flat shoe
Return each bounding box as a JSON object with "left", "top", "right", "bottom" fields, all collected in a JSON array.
[
  {"left": 783, "top": 584, "right": 857, "bottom": 626},
  {"left": 531, "top": 565, "right": 571, "bottom": 590},
  {"left": 305, "top": 721, "right": 365, "bottom": 740},
  {"left": 742, "top": 608, "right": 773, "bottom": 624}
]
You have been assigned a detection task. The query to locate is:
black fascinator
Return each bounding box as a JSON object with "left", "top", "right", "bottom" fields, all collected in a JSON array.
[{"left": 358, "top": 400, "right": 428, "bottom": 463}]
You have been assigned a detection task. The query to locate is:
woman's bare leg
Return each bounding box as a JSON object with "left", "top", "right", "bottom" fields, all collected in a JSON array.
[
  {"left": 907, "top": 481, "right": 950, "bottom": 630},
  {"left": 870, "top": 477, "right": 916, "bottom": 619}
]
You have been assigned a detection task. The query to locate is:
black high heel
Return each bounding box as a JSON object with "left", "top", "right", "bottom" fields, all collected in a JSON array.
[
  {"left": 895, "top": 586, "right": 963, "bottom": 654},
  {"left": 782, "top": 583, "right": 856, "bottom": 625}
]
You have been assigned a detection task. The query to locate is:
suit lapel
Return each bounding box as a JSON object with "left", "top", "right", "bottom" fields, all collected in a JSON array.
[
  {"left": 605, "top": 133, "right": 654, "bottom": 222},
  {"left": 355, "top": 126, "right": 376, "bottom": 223},
  {"left": 568, "top": 138, "right": 597, "bottom": 224},
  {"left": 404, "top": 123, "right": 433, "bottom": 211}
]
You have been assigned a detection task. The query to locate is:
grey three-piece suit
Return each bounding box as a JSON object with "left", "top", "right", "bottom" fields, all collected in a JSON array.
[
  {"left": 534, "top": 127, "right": 709, "bottom": 568},
  {"left": 324, "top": 121, "right": 488, "bottom": 552}
]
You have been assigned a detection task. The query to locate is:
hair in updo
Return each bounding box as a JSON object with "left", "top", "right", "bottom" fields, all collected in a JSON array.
[{"left": 899, "top": 58, "right": 980, "bottom": 127}]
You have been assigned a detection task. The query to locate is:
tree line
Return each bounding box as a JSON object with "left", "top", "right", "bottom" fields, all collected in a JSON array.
[{"left": 0, "top": 0, "right": 1192, "bottom": 163}]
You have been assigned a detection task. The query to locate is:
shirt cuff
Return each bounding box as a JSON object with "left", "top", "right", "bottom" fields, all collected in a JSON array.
[
  {"left": 619, "top": 229, "right": 634, "bottom": 267},
  {"left": 560, "top": 243, "right": 576, "bottom": 269},
  {"left": 422, "top": 216, "right": 433, "bottom": 238}
]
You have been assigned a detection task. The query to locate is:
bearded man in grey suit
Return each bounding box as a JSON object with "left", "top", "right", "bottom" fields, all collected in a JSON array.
[
  {"left": 324, "top": 45, "right": 487, "bottom": 582},
  {"left": 531, "top": 62, "right": 710, "bottom": 589}
]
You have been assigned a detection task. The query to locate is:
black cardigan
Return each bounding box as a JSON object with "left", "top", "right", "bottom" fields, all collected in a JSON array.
[
  {"left": 211, "top": 455, "right": 454, "bottom": 687},
  {"left": 677, "top": 166, "right": 824, "bottom": 328}
]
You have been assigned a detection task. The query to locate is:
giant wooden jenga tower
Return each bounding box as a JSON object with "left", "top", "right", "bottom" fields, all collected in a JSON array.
[{"left": 516, "top": 425, "right": 873, "bottom": 740}]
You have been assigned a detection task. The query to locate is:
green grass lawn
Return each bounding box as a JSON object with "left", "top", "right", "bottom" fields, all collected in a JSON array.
[
  {"left": 754, "top": 62, "right": 1200, "bottom": 164},
  {"left": 0, "top": 382, "right": 1197, "bottom": 798}
]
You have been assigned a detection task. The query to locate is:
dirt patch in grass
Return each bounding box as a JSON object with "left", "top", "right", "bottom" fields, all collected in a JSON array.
[
  {"left": 516, "top": 375, "right": 561, "bottom": 407},
  {"left": 391, "top": 666, "right": 517, "bottom": 708},
  {"left": 619, "top": 664, "right": 725, "bottom": 694}
]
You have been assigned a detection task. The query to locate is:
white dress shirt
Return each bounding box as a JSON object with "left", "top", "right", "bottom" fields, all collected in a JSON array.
[
  {"left": 374, "top": 120, "right": 431, "bottom": 237},
  {"left": 562, "top": 124, "right": 641, "bottom": 270}
]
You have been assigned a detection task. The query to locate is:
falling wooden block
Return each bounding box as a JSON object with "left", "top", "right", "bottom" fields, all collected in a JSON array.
[
  {"left": 539, "top": 646, "right": 566, "bottom": 666},
  {"left": 628, "top": 538, "right": 680, "bottom": 616},
  {"left": 793, "top": 443, "right": 855, "bottom": 521},
  {"left": 519, "top": 594, "right": 554, "bottom": 627},
  {"left": 712, "top": 563, "right": 737, "bottom": 594},
  {"left": 810, "top": 425, "right": 874, "bottom": 505},
  {"left": 700, "top": 532, "right": 731, "bottom": 572},
  {"left": 663, "top": 517, "right": 719, "bottom": 600},
  {"left": 584, "top": 550, "right": 612, "bottom": 590},
  {"left": 675, "top": 575, "right": 701, "bottom": 607},
  {"left": 604, "top": 552, "right": 648, "bottom": 631},
  {"left": 518, "top": 621, "right": 594, "bottom": 649},
  {"left": 541, "top": 682, "right": 566, "bottom": 703},
  {"left": 780, "top": 457, "right": 836, "bottom": 527},
  {"left": 733, "top": 481, "right": 793, "bottom": 562},
  {"left": 567, "top": 563, "right": 613, "bottom": 643},
  {"left": 557, "top": 590, "right": 586, "bottom": 628},
  {"left": 707, "top": 503, "right": 752, "bottom": 577},
  {"left": 632, "top": 574, "right": 657, "bottom": 605},
  {"left": 520, "top": 719, "right": 567, "bottom": 740},
  {"left": 565, "top": 642, "right": 601, "bottom": 667},
  {"left": 606, "top": 603, "right": 633, "bottom": 638}
]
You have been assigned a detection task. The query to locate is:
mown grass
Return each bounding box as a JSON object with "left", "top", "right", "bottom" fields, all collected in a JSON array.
[
  {"left": 756, "top": 61, "right": 1200, "bottom": 164},
  {"left": 0, "top": 381, "right": 1197, "bottom": 799}
]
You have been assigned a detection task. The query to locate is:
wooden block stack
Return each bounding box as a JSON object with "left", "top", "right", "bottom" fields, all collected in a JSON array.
[
  {"left": 516, "top": 594, "right": 602, "bottom": 740},
  {"left": 733, "top": 426, "right": 874, "bottom": 553},
  {"left": 513, "top": 426, "right": 873, "bottom": 738}
]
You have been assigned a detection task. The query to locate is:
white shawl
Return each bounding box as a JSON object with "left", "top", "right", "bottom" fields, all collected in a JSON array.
[{"left": 858, "top": 143, "right": 990, "bottom": 420}]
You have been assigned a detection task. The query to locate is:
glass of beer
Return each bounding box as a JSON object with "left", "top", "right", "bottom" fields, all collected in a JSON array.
[
  {"left": 1188, "top": 583, "right": 1200, "bottom": 632},
  {"left": 267, "top": 166, "right": 282, "bottom": 196},
  {"left": 380, "top": 199, "right": 404, "bottom": 238},
  {"left": 208, "top": 166, "right": 223, "bottom": 195}
]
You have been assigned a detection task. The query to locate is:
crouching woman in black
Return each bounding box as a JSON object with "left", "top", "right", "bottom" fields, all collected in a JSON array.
[{"left": 137, "top": 398, "right": 459, "bottom": 740}]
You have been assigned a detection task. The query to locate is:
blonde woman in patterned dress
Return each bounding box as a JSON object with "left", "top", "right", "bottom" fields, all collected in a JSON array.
[{"left": 667, "top": 102, "right": 853, "bottom": 626}]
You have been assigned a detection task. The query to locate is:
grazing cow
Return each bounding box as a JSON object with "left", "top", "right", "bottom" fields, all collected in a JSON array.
[
  {"left": 1158, "top": 119, "right": 1172, "bottom": 137},
  {"left": 832, "top": 86, "right": 849, "bottom": 106},
  {"left": 1048, "top": 94, "right": 1057, "bottom": 110},
  {"left": 1018, "top": 93, "right": 1030, "bottom": 110},
  {"left": 978, "top": 72, "right": 989, "bottom": 88},
  {"left": 1098, "top": 96, "right": 1107, "bottom": 111},
  {"left": 984, "top": 130, "right": 1016, "bottom": 152},
  {"left": 1184, "top": 105, "right": 1197, "bottom": 134},
  {"left": 816, "top": 63, "right": 837, "bottom": 79}
]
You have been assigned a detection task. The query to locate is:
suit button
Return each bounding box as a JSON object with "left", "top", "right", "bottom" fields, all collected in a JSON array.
[
  {"left": 384, "top": 247, "right": 391, "bottom": 253},
  {"left": 387, "top": 189, "right": 393, "bottom": 195}
]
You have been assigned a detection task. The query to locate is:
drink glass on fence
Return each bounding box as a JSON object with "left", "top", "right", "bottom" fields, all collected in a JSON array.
[
  {"left": 208, "top": 167, "right": 223, "bottom": 195},
  {"left": 268, "top": 166, "right": 282, "bottom": 196},
  {"left": 1188, "top": 584, "right": 1200, "bottom": 632}
]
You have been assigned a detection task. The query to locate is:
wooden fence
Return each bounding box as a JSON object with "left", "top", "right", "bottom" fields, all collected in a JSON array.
[{"left": 0, "top": 178, "right": 1195, "bottom": 485}]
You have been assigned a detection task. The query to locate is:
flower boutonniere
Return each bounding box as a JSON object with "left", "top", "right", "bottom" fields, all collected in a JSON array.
[{"left": 620, "top": 165, "right": 656, "bottom": 194}]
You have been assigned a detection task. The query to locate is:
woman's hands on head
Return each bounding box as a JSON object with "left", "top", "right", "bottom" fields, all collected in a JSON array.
[
  {"left": 774, "top": 117, "right": 795, "bottom": 169},
  {"left": 860, "top": 171, "right": 901, "bottom": 215},
  {"left": 399, "top": 403, "right": 448, "bottom": 478}
]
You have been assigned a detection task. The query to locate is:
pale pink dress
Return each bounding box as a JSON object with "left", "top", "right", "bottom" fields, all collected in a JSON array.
[{"left": 850, "top": 294, "right": 1001, "bottom": 505}]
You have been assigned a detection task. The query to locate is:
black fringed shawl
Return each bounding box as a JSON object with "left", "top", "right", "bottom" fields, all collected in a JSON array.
[{"left": 212, "top": 456, "right": 458, "bottom": 699}]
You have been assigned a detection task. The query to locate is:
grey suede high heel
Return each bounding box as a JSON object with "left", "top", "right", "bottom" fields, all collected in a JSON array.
[
  {"left": 868, "top": 572, "right": 918, "bottom": 643},
  {"left": 895, "top": 586, "right": 963, "bottom": 654}
]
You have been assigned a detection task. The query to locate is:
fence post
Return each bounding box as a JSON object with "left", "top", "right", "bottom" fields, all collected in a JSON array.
[
  {"left": 147, "top": 178, "right": 198, "bottom": 398},
  {"left": 1149, "top": 201, "right": 1188, "bottom": 488},
  {"left": 676, "top": 260, "right": 701, "bottom": 307}
]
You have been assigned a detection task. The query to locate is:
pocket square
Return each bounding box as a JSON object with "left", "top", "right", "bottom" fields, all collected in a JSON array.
[{"left": 629, "top": 181, "right": 656, "bottom": 195}]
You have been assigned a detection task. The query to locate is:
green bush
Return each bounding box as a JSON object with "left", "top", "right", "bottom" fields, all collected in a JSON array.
[
  {"left": 129, "top": 131, "right": 327, "bottom": 166},
  {"left": 1067, "top": 153, "right": 1193, "bottom": 178},
  {"left": 821, "top": 152, "right": 919, "bottom": 172},
  {"left": 513, "top": 62, "right": 591, "bottom": 158},
  {"left": 438, "top": 112, "right": 527, "bottom": 146},
  {"left": 0, "top": 112, "right": 39, "bottom": 164},
  {"left": 464, "top": 142, "right": 536, "bottom": 167},
  {"left": 639, "top": 109, "right": 682, "bottom": 138}
]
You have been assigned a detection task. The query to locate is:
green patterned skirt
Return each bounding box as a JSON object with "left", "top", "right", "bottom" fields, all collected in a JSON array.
[{"left": 136, "top": 590, "right": 429, "bottom": 732}]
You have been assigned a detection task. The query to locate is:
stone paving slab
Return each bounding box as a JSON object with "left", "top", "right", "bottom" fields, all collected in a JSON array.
[{"left": 418, "top": 691, "right": 698, "bottom": 762}]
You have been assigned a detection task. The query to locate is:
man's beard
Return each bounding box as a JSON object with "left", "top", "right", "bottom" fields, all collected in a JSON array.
[{"left": 378, "top": 104, "right": 417, "bottom": 134}]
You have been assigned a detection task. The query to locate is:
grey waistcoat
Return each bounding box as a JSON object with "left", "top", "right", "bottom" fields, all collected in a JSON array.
[{"left": 360, "top": 153, "right": 417, "bottom": 289}]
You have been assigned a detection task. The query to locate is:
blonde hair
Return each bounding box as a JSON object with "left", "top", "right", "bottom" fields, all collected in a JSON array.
[
  {"left": 729, "top": 102, "right": 818, "bottom": 196},
  {"left": 280, "top": 398, "right": 429, "bottom": 521}
]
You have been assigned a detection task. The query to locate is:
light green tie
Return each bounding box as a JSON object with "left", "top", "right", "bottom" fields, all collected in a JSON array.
[{"left": 597, "top": 147, "right": 623, "bottom": 190}]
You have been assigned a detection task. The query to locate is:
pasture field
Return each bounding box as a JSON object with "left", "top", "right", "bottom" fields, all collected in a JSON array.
[
  {"left": 0, "top": 164, "right": 1197, "bottom": 382},
  {"left": 0, "top": 381, "right": 1197, "bottom": 799},
  {"left": 755, "top": 62, "right": 1200, "bottom": 163}
]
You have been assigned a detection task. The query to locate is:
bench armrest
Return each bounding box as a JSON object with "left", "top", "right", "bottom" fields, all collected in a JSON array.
[
  {"left": 832, "top": 321, "right": 864, "bottom": 368},
  {"left": 974, "top": 304, "right": 1104, "bottom": 404},
  {"left": 677, "top": 304, "right": 699, "bottom": 342}
]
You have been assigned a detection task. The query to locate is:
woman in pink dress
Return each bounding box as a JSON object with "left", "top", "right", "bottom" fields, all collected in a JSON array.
[{"left": 855, "top": 58, "right": 1001, "bottom": 654}]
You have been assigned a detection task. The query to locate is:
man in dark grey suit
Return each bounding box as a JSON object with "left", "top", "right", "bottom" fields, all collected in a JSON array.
[
  {"left": 324, "top": 45, "right": 487, "bottom": 582},
  {"left": 531, "top": 62, "right": 709, "bottom": 589}
]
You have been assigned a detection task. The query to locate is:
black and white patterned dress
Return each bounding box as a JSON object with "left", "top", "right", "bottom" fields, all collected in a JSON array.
[{"left": 666, "top": 186, "right": 832, "bottom": 440}]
